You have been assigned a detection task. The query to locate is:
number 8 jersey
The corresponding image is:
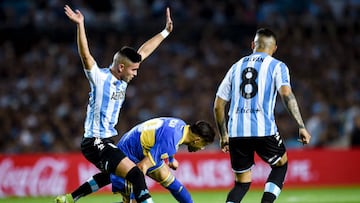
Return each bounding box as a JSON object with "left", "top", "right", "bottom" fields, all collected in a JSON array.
[{"left": 216, "top": 52, "right": 291, "bottom": 138}]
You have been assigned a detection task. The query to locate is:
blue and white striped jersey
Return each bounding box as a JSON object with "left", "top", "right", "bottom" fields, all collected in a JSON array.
[
  {"left": 83, "top": 63, "right": 128, "bottom": 138},
  {"left": 216, "top": 52, "right": 291, "bottom": 137}
]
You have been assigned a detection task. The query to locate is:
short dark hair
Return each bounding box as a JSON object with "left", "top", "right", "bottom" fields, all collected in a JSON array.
[
  {"left": 190, "top": 120, "right": 215, "bottom": 143},
  {"left": 119, "top": 46, "right": 142, "bottom": 63},
  {"left": 256, "top": 28, "right": 277, "bottom": 41}
]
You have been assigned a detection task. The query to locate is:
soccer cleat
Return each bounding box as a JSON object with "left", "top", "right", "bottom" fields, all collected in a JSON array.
[
  {"left": 141, "top": 198, "right": 154, "bottom": 203},
  {"left": 54, "top": 194, "right": 74, "bottom": 203}
]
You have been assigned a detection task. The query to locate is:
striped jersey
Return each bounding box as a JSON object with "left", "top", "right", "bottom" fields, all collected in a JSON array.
[
  {"left": 83, "top": 63, "right": 128, "bottom": 138},
  {"left": 216, "top": 52, "right": 291, "bottom": 137}
]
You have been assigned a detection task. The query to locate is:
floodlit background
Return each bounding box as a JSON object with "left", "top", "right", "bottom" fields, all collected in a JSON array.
[
  {"left": 0, "top": 1, "right": 360, "bottom": 201},
  {"left": 1, "top": 0, "right": 360, "bottom": 153}
]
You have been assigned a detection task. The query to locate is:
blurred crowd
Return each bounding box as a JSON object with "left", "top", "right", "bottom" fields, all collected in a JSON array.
[{"left": 1, "top": 0, "right": 360, "bottom": 153}]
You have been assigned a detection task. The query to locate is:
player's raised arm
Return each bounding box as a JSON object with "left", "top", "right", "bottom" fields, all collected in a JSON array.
[
  {"left": 137, "top": 7, "right": 173, "bottom": 61},
  {"left": 64, "top": 5, "right": 95, "bottom": 70}
]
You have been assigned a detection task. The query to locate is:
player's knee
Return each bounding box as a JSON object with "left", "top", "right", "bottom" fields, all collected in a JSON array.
[
  {"left": 275, "top": 153, "right": 288, "bottom": 167},
  {"left": 272, "top": 161, "right": 287, "bottom": 173},
  {"left": 235, "top": 170, "right": 252, "bottom": 183},
  {"left": 125, "top": 166, "right": 146, "bottom": 185},
  {"left": 101, "top": 145, "right": 127, "bottom": 174}
]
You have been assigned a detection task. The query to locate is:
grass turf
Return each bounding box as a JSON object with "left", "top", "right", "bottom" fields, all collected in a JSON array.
[{"left": 1, "top": 186, "right": 359, "bottom": 203}]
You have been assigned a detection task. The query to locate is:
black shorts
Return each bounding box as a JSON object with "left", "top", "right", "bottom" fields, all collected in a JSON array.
[
  {"left": 229, "top": 133, "right": 286, "bottom": 172},
  {"left": 81, "top": 137, "right": 127, "bottom": 174}
]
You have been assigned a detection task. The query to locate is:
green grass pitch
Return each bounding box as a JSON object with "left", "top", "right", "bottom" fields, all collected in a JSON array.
[{"left": 1, "top": 186, "right": 359, "bottom": 203}]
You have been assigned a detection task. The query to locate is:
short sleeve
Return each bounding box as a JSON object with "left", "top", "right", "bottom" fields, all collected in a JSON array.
[
  {"left": 274, "top": 62, "right": 291, "bottom": 91},
  {"left": 216, "top": 66, "right": 234, "bottom": 101},
  {"left": 84, "top": 63, "right": 101, "bottom": 85}
]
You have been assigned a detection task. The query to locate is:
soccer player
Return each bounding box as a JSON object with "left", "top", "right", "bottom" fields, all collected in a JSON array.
[
  {"left": 213, "top": 28, "right": 311, "bottom": 203},
  {"left": 57, "top": 117, "right": 215, "bottom": 203},
  {"left": 56, "top": 5, "right": 173, "bottom": 203}
]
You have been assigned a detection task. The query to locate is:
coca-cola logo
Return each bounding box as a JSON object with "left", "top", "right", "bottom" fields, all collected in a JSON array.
[{"left": 0, "top": 157, "right": 68, "bottom": 197}]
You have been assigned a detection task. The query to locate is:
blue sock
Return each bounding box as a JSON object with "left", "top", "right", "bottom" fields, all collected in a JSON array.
[{"left": 166, "top": 178, "right": 193, "bottom": 203}]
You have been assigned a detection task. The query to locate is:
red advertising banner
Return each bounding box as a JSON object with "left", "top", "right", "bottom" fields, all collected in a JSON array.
[{"left": 0, "top": 149, "right": 360, "bottom": 197}]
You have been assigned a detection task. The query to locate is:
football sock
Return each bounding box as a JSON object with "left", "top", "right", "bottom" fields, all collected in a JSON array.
[
  {"left": 71, "top": 172, "right": 110, "bottom": 201},
  {"left": 125, "top": 167, "right": 152, "bottom": 203},
  {"left": 226, "top": 181, "right": 251, "bottom": 203},
  {"left": 261, "top": 192, "right": 276, "bottom": 203},
  {"left": 165, "top": 177, "right": 193, "bottom": 203},
  {"left": 261, "top": 162, "right": 288, "bottom": 203}
]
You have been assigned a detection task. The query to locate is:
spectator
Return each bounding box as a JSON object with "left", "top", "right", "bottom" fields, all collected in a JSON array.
[
  {"left": 0, "top": 0, "right": 359, "bottom": 153},
  {"left": 350, "top": 115, "right": 360, "bottom": 147}
]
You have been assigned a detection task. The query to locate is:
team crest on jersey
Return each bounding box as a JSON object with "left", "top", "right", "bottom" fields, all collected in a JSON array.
[{"left": 111, "top": 91, "right": 125, "bottom": 100}]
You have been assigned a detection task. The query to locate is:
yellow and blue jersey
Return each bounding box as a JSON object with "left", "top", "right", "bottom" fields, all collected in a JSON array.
[
  {"left": 111, "top": 117, "right": 187, "bottom": 195},
  {"left": 118, "top": 117, "right": 187, "bottom": 171}
]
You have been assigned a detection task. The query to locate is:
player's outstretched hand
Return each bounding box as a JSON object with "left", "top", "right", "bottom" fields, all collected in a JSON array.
[
  {"left": 64, "top": 5, "right": 84, "bottom": 25},
  {"left": 297, "top": 128, "right": 311, "bottom": 145},
  {"left": 164, "top": 7, "right": 173, "bottom": 33}
]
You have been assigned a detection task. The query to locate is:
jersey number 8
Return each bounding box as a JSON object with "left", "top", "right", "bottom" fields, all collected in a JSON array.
[{"left": 240, "top": 67, "right": 258, "bottom": 99}]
